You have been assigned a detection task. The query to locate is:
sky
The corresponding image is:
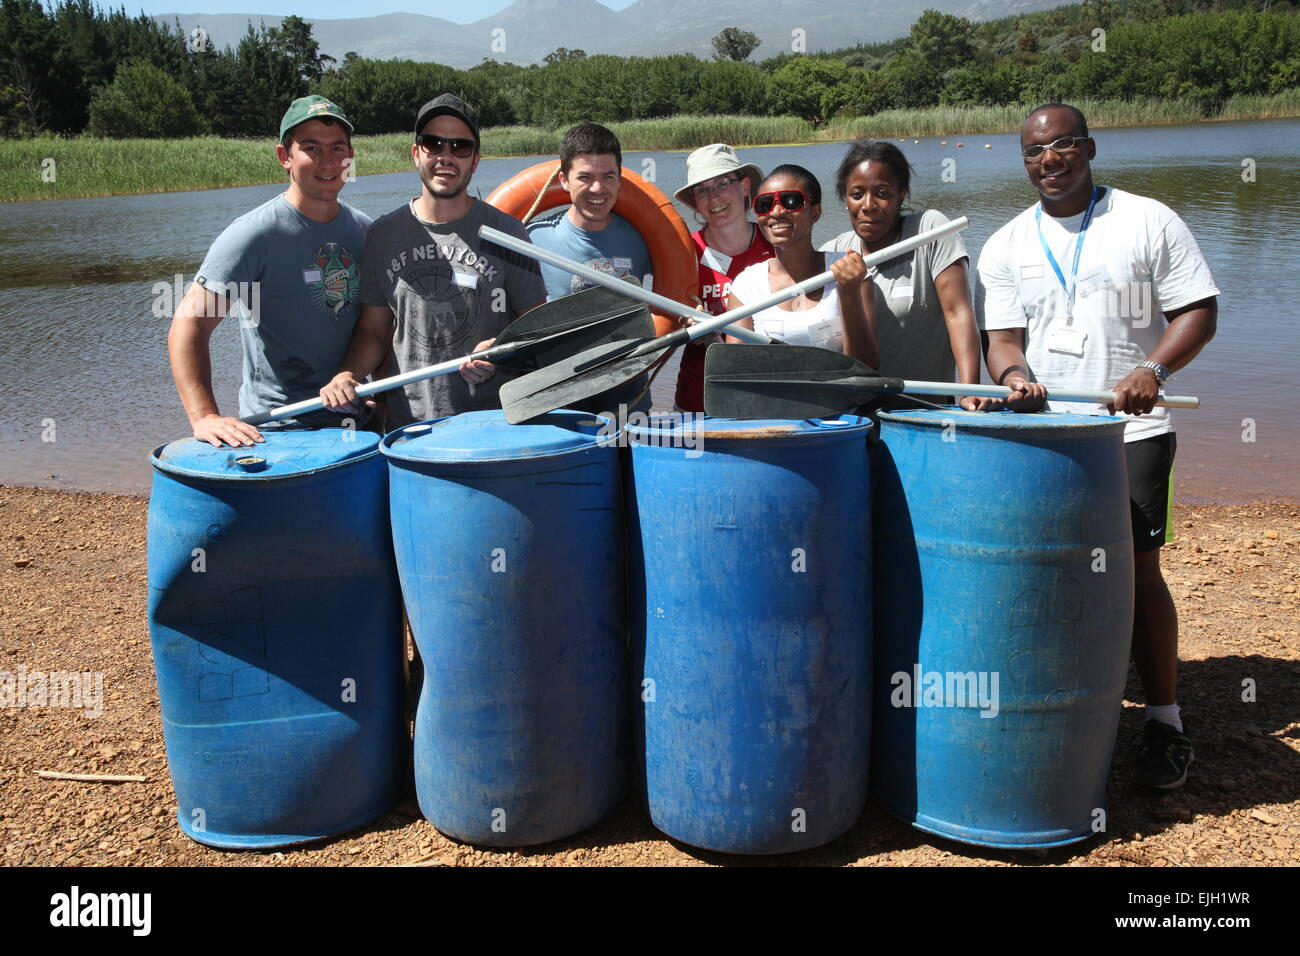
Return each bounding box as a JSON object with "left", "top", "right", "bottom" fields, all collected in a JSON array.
[{"left": 121, "top": 0, "right": 636, "bottom": 22}]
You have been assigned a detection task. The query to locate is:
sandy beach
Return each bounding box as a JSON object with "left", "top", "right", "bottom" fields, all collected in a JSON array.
[{"left": 2, "top": 485, "right": 1297, "bottom": 867}]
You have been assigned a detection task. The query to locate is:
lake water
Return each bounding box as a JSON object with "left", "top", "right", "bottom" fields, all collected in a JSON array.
[{"left": 1, "top": 119, "right": 1296, "bottom": 502}]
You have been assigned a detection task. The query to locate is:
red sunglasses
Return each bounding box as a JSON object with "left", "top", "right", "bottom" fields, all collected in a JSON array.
[{"left": 753, "top": 189, "right": 810, "bottom": 216}]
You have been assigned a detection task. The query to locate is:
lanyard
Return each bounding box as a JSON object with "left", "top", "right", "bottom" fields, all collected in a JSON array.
[{"left": 1036, "top": 186, "right": 1099, "bottom": 323}]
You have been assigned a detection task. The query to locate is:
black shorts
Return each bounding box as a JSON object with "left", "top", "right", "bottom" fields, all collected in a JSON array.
[{"left": 1126, "top": 433, "right": 1176, "bottom": 553}]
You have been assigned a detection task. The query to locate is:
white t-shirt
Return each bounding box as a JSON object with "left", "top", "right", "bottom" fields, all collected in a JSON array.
[
  {"left": 730, "top": 252, "right": 847, "bottom": 351},
  {"left": 975, "top": 187, "right": 1219, "bottom": 442}
]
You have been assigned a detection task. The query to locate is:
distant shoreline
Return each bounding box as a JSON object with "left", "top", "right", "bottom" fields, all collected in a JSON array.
[{"left": 3, "top": 93, "right": 1297, "bottom": 203}]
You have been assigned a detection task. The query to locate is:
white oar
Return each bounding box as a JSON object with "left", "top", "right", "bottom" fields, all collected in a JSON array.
[
  {"left": 239, "top": 286, "right": 656, "bottom": 425},
  {"left": 902, "top": 378, "right": 1199, "bottom": 409},
  {"left": 481, "top": 217, "right": 970, "bottom": 344}
]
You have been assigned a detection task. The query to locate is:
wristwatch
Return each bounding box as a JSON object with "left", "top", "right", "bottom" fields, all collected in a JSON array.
[{"left": 1136, "top": 360, "right": 1171, "bottom": 385}]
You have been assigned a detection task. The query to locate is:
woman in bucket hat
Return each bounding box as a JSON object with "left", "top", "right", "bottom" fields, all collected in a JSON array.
[{"left": 671, "top": 144, "right": 774, "bottom": 412}]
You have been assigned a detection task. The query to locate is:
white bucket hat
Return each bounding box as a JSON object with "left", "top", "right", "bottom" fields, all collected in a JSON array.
[{"left": 674, "top": 143, "right": 763, "bottom": 211}]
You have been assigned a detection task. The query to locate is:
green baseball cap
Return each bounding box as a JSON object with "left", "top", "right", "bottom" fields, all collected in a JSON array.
[{"left": 279, "top": 95, "right": 353, "bottom": 144}]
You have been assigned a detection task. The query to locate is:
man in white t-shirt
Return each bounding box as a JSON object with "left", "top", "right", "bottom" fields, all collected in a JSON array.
[{"left": 976, "top": 103, "right": 1219, "bottom": 791}]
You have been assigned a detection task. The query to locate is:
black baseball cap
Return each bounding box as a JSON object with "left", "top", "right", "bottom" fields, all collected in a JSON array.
[{"left": 414, "top": 93, "right": 480, "bottom": 146}]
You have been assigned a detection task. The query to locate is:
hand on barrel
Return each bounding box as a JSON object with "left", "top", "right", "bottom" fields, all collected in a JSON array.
[
  {"left": 460, "top": 338, "right": 498, "bottom": 386},
  {"left": 1109, "top": 367, "right": 1161, "bottom": 416},
  {"left": 194, "top": 413, "right": 263, "bottom": 448},
  {"left": 320, "top": 372, "right": 377, "bottom": 416},
  {"left": 959, "top": 394, "right": 1005, "bottom": 412}
]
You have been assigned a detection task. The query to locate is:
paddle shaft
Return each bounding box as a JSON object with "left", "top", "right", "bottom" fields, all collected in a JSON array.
[
  {"left": 901, "top": 377, "right": 1200, "bottom": 409},
  {"left": 479, "top": 223, "right": 769, "bottom": 344},
  {"left": 241, "top": 339, "right": 524, "bottom": 426},
  {"left": 778, "top": 375, "right": 1199, "bottom": 409},
  {"left": 481, "top": 217, "right": 969, "bottom": 349}
]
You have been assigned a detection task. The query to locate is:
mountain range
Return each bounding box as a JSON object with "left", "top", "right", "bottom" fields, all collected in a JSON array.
[{"left": 156, "top": 0, "right": 1065, "bottom": 67}]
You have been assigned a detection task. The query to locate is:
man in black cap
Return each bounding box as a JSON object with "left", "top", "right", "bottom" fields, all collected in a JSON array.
[
  {"left": 169, "top": 94, "right": 370, "bottom": 447},
  {"left": 320, "top": 93, "right": 546, "bottom": 427}
]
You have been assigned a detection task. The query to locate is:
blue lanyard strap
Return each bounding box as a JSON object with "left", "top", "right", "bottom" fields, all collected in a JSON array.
[{"left": 1035, "top": 186, "right": 1100, "bottom": 310}]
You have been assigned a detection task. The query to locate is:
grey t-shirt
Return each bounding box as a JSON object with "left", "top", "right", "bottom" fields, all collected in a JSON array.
[
  {"left": 821, "top": 209, "right": 968, "bottom": 383},
  {"left": 361, "top": 199, "right": 545, "bottom": 427},
  {"left": 196, "top": 194, "right": 371, "bottom": 425}
]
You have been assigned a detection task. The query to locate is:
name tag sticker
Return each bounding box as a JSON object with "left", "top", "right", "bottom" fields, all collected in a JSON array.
[
  {"left": 890, "top": 282, "right": 913, "bottom": 300},
  {"left": 1047, "top": 325, "right": 1087, "bottom": 356},
  {"left": 1075, "top": 264, "right": 1115, "bottom": 297},
  {"left": 613, "top": 256, "right": 633, "bottom": 272},
  {"left": 809, "top": 319, "right": 843, "bottom": 350},
  {"left": 1020, "top": 264, "right": 1045, "bottom": 280},
  {"left": 302, "top": 269, "right": 322, "bottom": 284},
  {"left": 453, "top": 271, "right": 478, "bottom": 289}
]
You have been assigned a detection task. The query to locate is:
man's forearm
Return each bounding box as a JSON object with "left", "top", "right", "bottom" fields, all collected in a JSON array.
[
  {"left": 335, "top": 323, "right": 391, "bottom": 380},
  {"left": 1144, "top": 299, "right": 1217, "bottom": 375},
  {"left": 982, "top": 329, "right": 1033, "bottom": 385}
]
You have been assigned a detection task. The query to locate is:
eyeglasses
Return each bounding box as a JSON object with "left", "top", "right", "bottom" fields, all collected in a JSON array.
[
  {"left": 753, "top": 189, "right": 809, "bottom": 216},
  {"left": 692, "top": 175, "right": 739, "bottom": 200},
  {"left": 416, "top": 134, "right": 476, "bottom": 158},
  {"left": 1022, "top": 135, "right": 1088, "bottom": 162}
]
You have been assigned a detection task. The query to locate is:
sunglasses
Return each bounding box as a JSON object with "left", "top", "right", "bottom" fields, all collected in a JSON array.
[
  {"left": 753, "top": 189, "right": 809, "bottom": 216},
  {"left": 416, "top": 134, "right": 476, "bottom": 158},
  {"left": 1021, "top": 135, "right": 1088, "bottom": 162}
]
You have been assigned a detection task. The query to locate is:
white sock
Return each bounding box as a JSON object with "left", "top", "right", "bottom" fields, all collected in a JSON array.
[{"left": 1145, "top": 703, "right": 1183, "bottom": 733}]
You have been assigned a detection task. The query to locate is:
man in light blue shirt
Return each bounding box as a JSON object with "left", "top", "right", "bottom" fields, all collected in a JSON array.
[{"left": 527, "top": 123, "right": 652, "bottom": 413}]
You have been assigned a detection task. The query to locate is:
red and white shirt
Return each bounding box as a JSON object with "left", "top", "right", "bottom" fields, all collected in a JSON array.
[{"left": 674, "top": 226, "right": 774, "bottom": 412}]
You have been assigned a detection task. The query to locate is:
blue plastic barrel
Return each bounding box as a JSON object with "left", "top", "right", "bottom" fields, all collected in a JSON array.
[
  {"left": 147, "top": 429, "right": 405, "bottom": 849},
  {"left": 382, "top": 410, "right": 627, "bottom": 846},
  {"left": 627, "top": 415, "right": 873, "bottom": 854},
  {"left": 871, "top": 409, "right": 1133, "bottom": 848}
]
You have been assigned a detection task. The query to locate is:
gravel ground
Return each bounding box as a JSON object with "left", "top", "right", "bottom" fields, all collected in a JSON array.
[{"left": 2, "top": 486, "right": 1297, "bottom": 868}]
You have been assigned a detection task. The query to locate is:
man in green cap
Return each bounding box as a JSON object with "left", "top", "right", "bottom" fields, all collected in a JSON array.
[{"left": 168, "top": 94, "right": 372, "bottom": 447}]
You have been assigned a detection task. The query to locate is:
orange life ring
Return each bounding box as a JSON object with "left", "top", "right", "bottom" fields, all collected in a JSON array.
[{"left": 486, "top": 161, "right": 697, "bottom": 338}]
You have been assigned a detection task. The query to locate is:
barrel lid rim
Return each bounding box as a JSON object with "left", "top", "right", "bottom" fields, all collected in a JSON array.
[
  {"left": 150, "top": 431, "right": 382, "bottom": 481},
  {"left": 625, "top": 413, "right": 873, "bottom": 442},
  {"left": 876, "top": 408, "right": 1128, "bottom": 431},
  {"left": 380, "top": 410, "right": 615, "bottom": 464}
]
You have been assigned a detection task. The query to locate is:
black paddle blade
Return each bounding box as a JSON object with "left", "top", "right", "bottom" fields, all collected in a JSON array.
[
  {"left": 499, "top": 336, "right": 667, "bottom": 424},
  {"left": 704, "top": 344, "right": 904, "bottom": 420},
  {"left": 492, "top": 286, "right": 655, "bottom": 371}
]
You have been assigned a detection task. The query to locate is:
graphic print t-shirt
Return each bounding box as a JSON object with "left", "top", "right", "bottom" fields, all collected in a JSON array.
[
  {"left": 361, "top": 199, "right": 545, "bottom": 427},
  {"left": 197, "top": 194, "right": 370, "bottom": 423}
]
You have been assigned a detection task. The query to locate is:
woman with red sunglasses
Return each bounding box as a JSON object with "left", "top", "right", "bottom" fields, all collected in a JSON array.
[
  {"left": 725, "top": 165, "right": 879, "bottom": 369},
  {"left": 823, "top": 141, "right": 995, "bottom": 409}
]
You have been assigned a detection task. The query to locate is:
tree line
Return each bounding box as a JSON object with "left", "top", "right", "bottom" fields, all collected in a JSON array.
[{"left": 1, "top": 0, "right": 1296, "bottom": 138}]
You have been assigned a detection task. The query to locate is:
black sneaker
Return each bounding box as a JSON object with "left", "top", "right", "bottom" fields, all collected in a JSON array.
[{"left": 1134, "top": 719, "right": 1194, "bottom": 789}]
